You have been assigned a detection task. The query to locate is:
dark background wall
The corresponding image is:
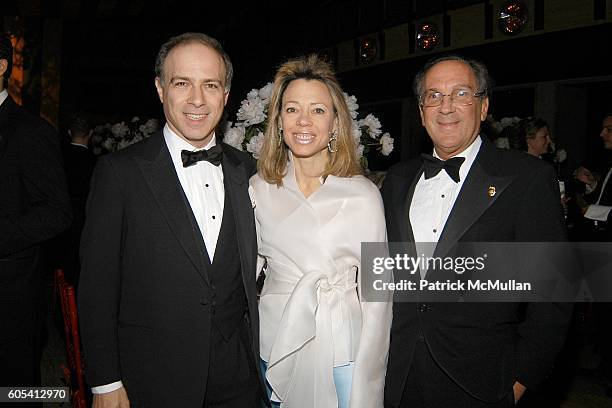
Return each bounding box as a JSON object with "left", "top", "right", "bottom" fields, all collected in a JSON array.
[{"left": 2, "top": 0, "right": 611, "bottom": 170}]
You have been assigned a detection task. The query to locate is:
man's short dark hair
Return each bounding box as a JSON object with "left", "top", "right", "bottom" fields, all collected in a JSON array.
[
  {"left": 154, "top": 32, "right": 233, "bottom": 92},
  {"left": 0, "top": 32, "right": 13, "bottom": 85},
  {"left": 68, "top": 114, "right": 92, "bottom": 137},
  {"left": 413, "top": 54, "right": 492, "bottom": 103}
]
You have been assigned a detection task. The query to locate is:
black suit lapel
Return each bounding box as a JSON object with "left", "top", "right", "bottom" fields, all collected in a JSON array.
[
  {"left": 434, "top": 141, "right": 515, "bottom": 258},
  {"left": 136, "top": 132, "right": 211, "bottom": 285},
  {"left": 221, "top": 145, "right": 256, "bottom": 296}
]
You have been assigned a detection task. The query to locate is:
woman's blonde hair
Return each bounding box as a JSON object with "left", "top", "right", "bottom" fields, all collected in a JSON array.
[{"left": 257, "top": 54, "right": 361, "bottom": 185}]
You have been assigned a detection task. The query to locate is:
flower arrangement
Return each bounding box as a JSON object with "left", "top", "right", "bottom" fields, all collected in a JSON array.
[
  {"left": 223, "top": 82, "right": 394, "bottom": 169},
  {"left": 91, "top": 116, "right": 160, "bottom": 155}
]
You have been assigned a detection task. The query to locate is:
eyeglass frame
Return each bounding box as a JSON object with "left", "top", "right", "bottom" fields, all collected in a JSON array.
[{"left": 418, "top": 88, "right": 487, "bottom": 107}]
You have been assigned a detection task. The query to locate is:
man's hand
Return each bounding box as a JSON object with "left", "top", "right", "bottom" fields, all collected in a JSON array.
[
  {"left": 574, "top": 166, "right": 596, "bottom": 189},
  {"left": 512, "top": 381, "right": 526, "bottom": 404},
  {"left": 93, "top": 387, "right": 130, "bottom": 408}
]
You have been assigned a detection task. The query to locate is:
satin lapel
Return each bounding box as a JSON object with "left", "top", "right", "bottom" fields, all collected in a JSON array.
[
  {"left": 222, "top": 146, "right": 256, "bottom": 294},
  {"left": 433, "top": 145, "right": 514, "bottom": 259},
  {"left": 136, "top": 133, "right": 210, "bottom": 285}
]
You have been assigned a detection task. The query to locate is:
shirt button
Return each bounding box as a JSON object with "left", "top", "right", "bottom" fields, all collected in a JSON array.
[
  {"left": 419, "top": 303, "right": 430, "bottom": 312},
  {"left": 441, "top": 194, "right": 445, "bottom": 198},
  {"left": 212, "top": 215, "right": 216, "bottom": 220},
  {"left": 205, "top": 183, "right": 209, "bottom": 187},
  {"left": 433, "top": 228, "right": 437, "bottom": 233}
]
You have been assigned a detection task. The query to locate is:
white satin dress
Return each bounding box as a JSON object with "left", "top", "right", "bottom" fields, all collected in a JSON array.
[{"left": 249, "top": 157, "right": 392, "bottom": 408}]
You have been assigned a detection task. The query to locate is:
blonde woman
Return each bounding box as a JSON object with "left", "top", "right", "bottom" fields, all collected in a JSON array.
[{"left": 249, "top": 55, "right": 392, "bottom": 408}]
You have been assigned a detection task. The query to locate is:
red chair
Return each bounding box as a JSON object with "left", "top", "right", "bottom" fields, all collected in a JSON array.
[{"left": 55, "top": 269, "right": 88, "bottom": 408}]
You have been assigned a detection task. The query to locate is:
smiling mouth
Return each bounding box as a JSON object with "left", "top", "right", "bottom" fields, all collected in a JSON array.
[
  {"left": 185, "top": 113, "right": 208, "bottom": 121},
  {"left": 294, "top": 133, "right": 315, "bottom": 144}
]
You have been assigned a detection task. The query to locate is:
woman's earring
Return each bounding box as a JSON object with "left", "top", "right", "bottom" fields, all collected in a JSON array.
[
  {"left": 278, "top": 127, "right": 284, "bottom": 146},
  {"left": 327, "top": 130, "right": 338, "bottom": 153}
]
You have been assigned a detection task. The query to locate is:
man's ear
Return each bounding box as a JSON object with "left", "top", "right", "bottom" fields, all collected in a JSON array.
[
  {"left": 480, "top": 96, "right": 490, "bottom": 122},
  {"left": 419, "top": 105, "right": 425, "bottom": 126},
  {"left": 154, "top": 77, "right": 164, "bottom": 103}
]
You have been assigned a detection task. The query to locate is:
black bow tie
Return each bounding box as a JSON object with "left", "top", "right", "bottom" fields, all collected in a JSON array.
[
  {"left": 421, "top": 153, "right": 465, "bottom": 183},
  {"left": 181, "top": 144, "right": 223, "bottom": 167}
]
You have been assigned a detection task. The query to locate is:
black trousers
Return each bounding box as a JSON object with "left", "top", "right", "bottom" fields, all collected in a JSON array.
[
  {"left": 203, "top": 318, "right": 261, "bottom": 408},
  {"left": 398, "top": 339, "right": 515, "bottom": 408}
]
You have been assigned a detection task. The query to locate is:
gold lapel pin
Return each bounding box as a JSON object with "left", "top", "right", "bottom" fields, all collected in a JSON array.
[{"left": 488, "top": 186, "right": 496, "bottom": 197}]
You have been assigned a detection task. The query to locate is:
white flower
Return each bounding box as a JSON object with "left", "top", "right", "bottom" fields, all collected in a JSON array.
[
  {"left": 343, "top": 93, "right": 359, "bottom": 119},
  {"left": 101, "top": 138, "right": 117, "bottom": 151},
  {"left": 237, "top": 97, "right": 266, "bottom": 126},
  {"left": 495, "top": 137, "right": 510, "bottom": 149},
  {"left": 117, "top": 138, "right": 133, "bottom": 150},
  {"left": 499, "top": 116, "right": 521, "bottom": 129},
  {"left": 555, "top": 149, "right": 567, "bottom": 163},
  {"left": 224, "top": 123, "right": 246, "bottom": 151},
  {"left": 380, "top": 133, "right": 394, "bottom": 156},
  {"left": 356, "top": 144, "right": 364, "bottom": 158},
  {"left": 131, "top": 116, "right": 140, "bottom": 123},
  {"left": 359, "top": 114, "right": 382, "bottom": 138},
  {"left": 139, "top": 119, "right": 159, "bottom": 136},
  {"left": 111, "top": 122, "right": 129, "bottom": 138},
  {"left": 246, "top": 131, "right": 265, "bottom": 159},
  {"left": 258, "top": 83, "right": 273, "bottom": 102},
  {"left": 351, "top": 120, "right": 362, "bottom": 143}
]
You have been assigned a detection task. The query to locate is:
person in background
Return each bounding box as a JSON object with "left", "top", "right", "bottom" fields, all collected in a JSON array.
[
  {"left": 511, "top": 116, "right": 552, "bottom": 158},
  {"left": 0, "top": 31, "right": 72, "bottom": 392}
]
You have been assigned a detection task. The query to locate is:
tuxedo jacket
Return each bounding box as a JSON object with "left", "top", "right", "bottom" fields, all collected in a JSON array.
[
  {"left": 78, "top": 131, "right": 260, "bottom": 406},
  {"left": 0, "top": 96, "right": 72, "bottom": 342},
  {"left": 382, "top": 139, "right": 572, "bottom": 406}
]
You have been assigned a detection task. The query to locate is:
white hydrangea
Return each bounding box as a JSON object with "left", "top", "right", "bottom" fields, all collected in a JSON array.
[
  {"left": 101, "top": 138, "right": 117, "bottom": 151},
  {"left": 246, "top": 131, "right": 265, "bottom": 159},
  {"left": 139, "top": 119, "right": 159, "bottom": 136},
  {"left": 111, "top": 122, "right": 129, "bottom": 138},
  {"left": 223, "top": 123, "right": 246, "bottom": 151},
  {"left": 499, "top": 116, "right": 521, "bottom": 129},
  {"left": 258, "top": 83, "right": 273, "bottom": 103},
  {"left": 343, "top": 93, "right": 359, "bottom": 119},
  {"left": 555, "top": 148, "right": 567, "bottom": 163},
  {"left": 358, "top": 114, "right": 382, "bottom": 138},
  {"left": 495, "top": 137, "right": 510, "bottom": 149},
  {"left": 351, "top": 120, "right": 362, "bottom": 143},
  {"left": 237, "top": 97, "right": 266, "bottom": 126},
  {"left": 356, "top": 144, "right": 365, "bottom": 158},
  {"left": 380, "top": 133, "right": 394, "bottom": 156}
]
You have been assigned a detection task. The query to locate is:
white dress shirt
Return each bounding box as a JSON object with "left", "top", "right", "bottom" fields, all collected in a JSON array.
[
  {"left": 585, "top": 167, "right": 612, "bottom": 222},
  {"left": 410, "top": 136, "right": 482, "bottom": 277},
  {"left": 91, "top": 125, "right": 225, "bottom": 394}
]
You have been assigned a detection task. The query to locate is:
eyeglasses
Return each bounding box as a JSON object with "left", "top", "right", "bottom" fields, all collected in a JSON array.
[{"left": 420, "top": 88, "right": 486, "bottom": 107}]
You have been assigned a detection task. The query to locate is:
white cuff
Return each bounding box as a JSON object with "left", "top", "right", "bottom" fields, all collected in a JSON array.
[
  {"left": 91, "top": 381, "right": 123, "bottom": 394},
  {"left": 584, "top": 204, "right": 612, "bottom": 222}
]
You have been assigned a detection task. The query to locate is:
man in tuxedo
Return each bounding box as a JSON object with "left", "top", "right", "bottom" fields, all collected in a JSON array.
[
  {"left": 382, "top": 55, "right": 571, "bottom": 407},
  {"left": 79, "top": 33, "right": 262, "bottom": 408},
  {"left": 575, "top": 114, "right": 612, "bottom": 239},
  {"left": 0, "top": 32, "right": 72, "bottom": 387},
  {"left": 574, "top": 113, "right": 612, "bottom": 397},
  {"left": 57, "top": 114, "right": 97, "bottom": 284}
]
